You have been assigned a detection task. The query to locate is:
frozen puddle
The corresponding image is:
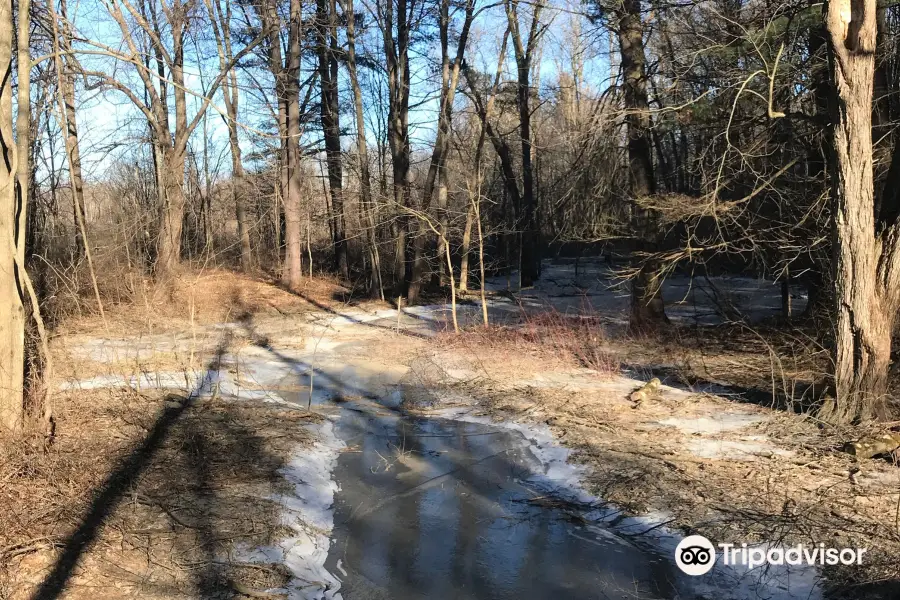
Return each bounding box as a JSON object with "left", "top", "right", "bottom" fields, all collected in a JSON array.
[
  {"left": 238, "top": 417, "right": 345, "bottom": 600},
  {"left": 325, "top": 400, "right": 678, "bottom": 599}
]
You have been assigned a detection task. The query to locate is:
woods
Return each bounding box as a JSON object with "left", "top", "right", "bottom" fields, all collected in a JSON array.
[{"left": 2, "top": 0, "right": 900, "bottom": 431}]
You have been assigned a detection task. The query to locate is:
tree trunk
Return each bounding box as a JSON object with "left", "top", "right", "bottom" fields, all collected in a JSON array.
[
  {"left": 459, "top": 192, "right": 474, "bottom": 293},
  {"left": 317, "top": 0, "right": 348, "bottom": 280},
  {"left": 156, "top": 147, "right": 187, "bottom": 275},
  {"left": 56, "top": 0, "right": 87, "bottom": 259},
  {"left": 342, "top": 0, "right": 382, "bottom": 297},
  {"left": 505, "top": 0, "right": 542, "bottom": 286},
  {"left": 0, "top": 0, "right": 23, "bottom": 431},
  {"left": 617, "top": 0, "right": 668, "bottom": 332},
  {"left": 209, "top": 0, "right": 252, "bottom": 271},
  {"left": 281, "top": 0, "right": 305, "bottom": 289},
  {"left": 383, "top": 0, "right": 412, "bottom": 296},
  {"left": 823, "top": 0, "right": 895, "bottom": 422}
]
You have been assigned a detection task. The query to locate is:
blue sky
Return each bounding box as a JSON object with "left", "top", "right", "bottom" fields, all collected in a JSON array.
[{"left": 48, "top": 0, "right": 610, "bottom": 185}]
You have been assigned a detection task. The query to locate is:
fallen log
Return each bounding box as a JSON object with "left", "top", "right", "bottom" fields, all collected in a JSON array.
[
  {"left": 845, "top": 432, "right": 900, "bottom": 459},
  {"left": 630, "top": 378, "right": 662, "bottom": 406}
]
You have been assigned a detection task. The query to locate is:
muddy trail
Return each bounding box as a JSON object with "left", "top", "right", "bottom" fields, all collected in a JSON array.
[
  {"left": 44, "top": 264, "right": 834, "bottom": 600},
  {"left": 323, "top": 397, "right": 678, "bottom": 600}
]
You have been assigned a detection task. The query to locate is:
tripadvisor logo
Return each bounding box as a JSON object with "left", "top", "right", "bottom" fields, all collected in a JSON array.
[
  {"left": 675, "top": 535, "right": 716, "bottom": 576},
  {"left": 674, "top": 535, "right": 868, "bottom": 576}
]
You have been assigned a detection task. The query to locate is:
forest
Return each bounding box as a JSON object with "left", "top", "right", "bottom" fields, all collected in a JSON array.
[{"left": 1, "top": 0, "right": 900, "bottom": 598}]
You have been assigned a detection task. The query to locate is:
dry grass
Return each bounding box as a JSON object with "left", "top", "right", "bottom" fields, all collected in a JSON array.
[
  {"left": 438, "top": 309, "right": 619, "bottom": 376},
  {"left": 0, "top": 378, "right": 318, "bottom": 599},
  {"left": 54, "top": 265, "right": 361, "bottom": 338}
]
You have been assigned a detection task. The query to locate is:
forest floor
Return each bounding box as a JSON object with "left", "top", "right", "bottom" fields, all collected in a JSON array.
[{"left": 2, "top": 261, "right": 900, "bottom": 599}]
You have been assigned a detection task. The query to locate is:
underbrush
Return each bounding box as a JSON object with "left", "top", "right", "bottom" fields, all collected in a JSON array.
[
  {"left": 440, "top": 309, "right": 619, "bottom": 375},
  {"left": 48, "top": 263, "right": 353, "bottom": 337}
]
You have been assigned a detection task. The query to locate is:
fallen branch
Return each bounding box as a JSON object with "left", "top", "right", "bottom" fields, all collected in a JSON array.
[{"left": 629, "top": 377, "right": 662, "bottom": 406}]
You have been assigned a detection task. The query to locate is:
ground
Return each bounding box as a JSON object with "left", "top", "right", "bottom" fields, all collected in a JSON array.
[{"left": 3, "top": 263, "right": 900, "bottom": 599}]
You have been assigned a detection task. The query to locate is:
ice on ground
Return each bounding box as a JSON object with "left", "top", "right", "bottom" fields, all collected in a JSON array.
[
  {"left": 239, "top": 418, "right": 345, "bottom": 600},
  {"left": 658, "top": 413, "right": 762, "bottom": 434},
  {"left": 687, "top": 438, "right": 794, "bottom": 461},
  {"left": 434, "top": 403, "right": 820, "bottom": 600}
]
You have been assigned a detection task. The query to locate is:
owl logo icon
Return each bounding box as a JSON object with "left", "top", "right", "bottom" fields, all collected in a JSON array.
[{"left": 675, "top": 535, "right": 716, "bottom": 576}]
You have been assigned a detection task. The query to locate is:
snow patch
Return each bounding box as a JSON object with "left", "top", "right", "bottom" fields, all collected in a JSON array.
[
  {"left": 658, "top": 413, "right": 762, "bottom": 434},
  {"left": 239, "top": 418, "right": 345, "bottom": 600}
]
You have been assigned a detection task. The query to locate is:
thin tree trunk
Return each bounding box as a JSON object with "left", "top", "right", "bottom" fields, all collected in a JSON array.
[
  {"left": 208, "top": 0, "right": 252, "bottom": 270},
  {"left": 459, "top": 200, "right": 473, "bottom": 293},
  {"left": 342, "top": 0, "right": 382, "bottom": 297},
  {"left": 505, "top": 0, "right": 543, "bottom": 287},
  {"left": 0, "top": 0, "right": 23, "bottom": 431},
  {"left": 383, "top": 0, "right": 413, "bottom": 295},
  {"left": 54, "top": 0, "right": 88, "bottom": 259},
  {"left": 409, "top": 0, "right": 475, "bottom": 298},
  {"left": 317, "top": 0, "right": 348, "bottom": 280}
]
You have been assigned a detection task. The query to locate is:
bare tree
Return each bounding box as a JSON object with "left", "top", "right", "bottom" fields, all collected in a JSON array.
[
  {"left": 341, "top": 0, "right": 383, "bottom": 297},
  {"left": 207, "top": 0, "right": 252, "bottom": 270},
  {"left": 377, "top": 0, "right": 414, "bottom": 292},
  {"left": 407, "top": 0, "right": 476, "bottom": 301},
  {"left": 0, "top": 0, "right": 23, "bottom": 431},
  {"left": 505, "top": 0, "right": 545, "bottom": 287},
  {"left": 317, "top": 0, "right": 349, "bottom": 280},
  {"left": 81, "top": 0, "right": 265, "bottom": 275}
]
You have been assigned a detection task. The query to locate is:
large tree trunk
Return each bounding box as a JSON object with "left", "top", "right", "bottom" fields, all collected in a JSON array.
[
  {"left": 155, "top": 8, "right": 189, "bottom": 276},
  {"left": 156, "top": 147, "right": 187, "bottom": 274},
  {"left": 823, "top": 0, "right": 897, "bottom": 422},
  {"left": 617, "top": 0, "right": 668, "bottom": 332},
  {"left": 0, "top": 0, "right": 23, "bottom": 431}
]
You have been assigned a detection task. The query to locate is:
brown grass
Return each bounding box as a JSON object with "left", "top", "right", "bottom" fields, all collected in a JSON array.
[
  {"left": 0, "top": 385, "right": 319, "bottom": 599},
  {"left": 438, "top": 309, "right": 619, "bottom": 376},
  {"left": 52, "top": 264, "right": 365, "bottom": 338}
]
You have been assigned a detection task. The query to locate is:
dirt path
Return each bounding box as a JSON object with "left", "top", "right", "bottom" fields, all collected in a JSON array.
[{"left": 5, "top": 266, "right": 898, "bottom": 599}]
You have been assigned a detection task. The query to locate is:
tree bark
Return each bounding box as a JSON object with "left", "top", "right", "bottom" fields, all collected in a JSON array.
[
  {"left": 156, "top": 147, "right": 187, "bottom": 274},
  {"left": 342, "top": 0, "right": 382, "bottom": 297},
  {"left": 282, "top": 0, "right": 305, "bottom": 289},
  {"left": 0, "top": 0, "right": 23, "bottom": 431},
  {"left": 617, "top": 0, "right": 668, "bottom": 332},
  {"left": 55, "top": 0, "right": 87, "bottom": 259},
  {"left": 505, "top": 0, "right": 542, "bottom": 287},
  {"left": 824, "top": 0, "right": 896, "bottom": 422},
  {"left": 383, "top": 0, "right": 413, "bottom": 295},
  {"left": 317, "top": 0, "right": 348, "bottom": 280}
]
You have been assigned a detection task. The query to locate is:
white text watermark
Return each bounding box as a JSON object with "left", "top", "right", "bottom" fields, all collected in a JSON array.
[{"left": 674, "top": 535, "right": 867, "bottom": 576}]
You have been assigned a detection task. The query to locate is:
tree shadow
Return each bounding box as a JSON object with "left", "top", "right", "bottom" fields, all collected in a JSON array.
[{"left": 30, "top": 329, "right": 302, "bottom": 599}]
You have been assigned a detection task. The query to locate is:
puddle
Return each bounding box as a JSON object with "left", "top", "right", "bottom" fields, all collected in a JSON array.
[
  {"left": 324, "top": 399, "right": 679, "bottom": 599},
  {"left": 322, "top": 398, "right": 821, "bottom": 600}
]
